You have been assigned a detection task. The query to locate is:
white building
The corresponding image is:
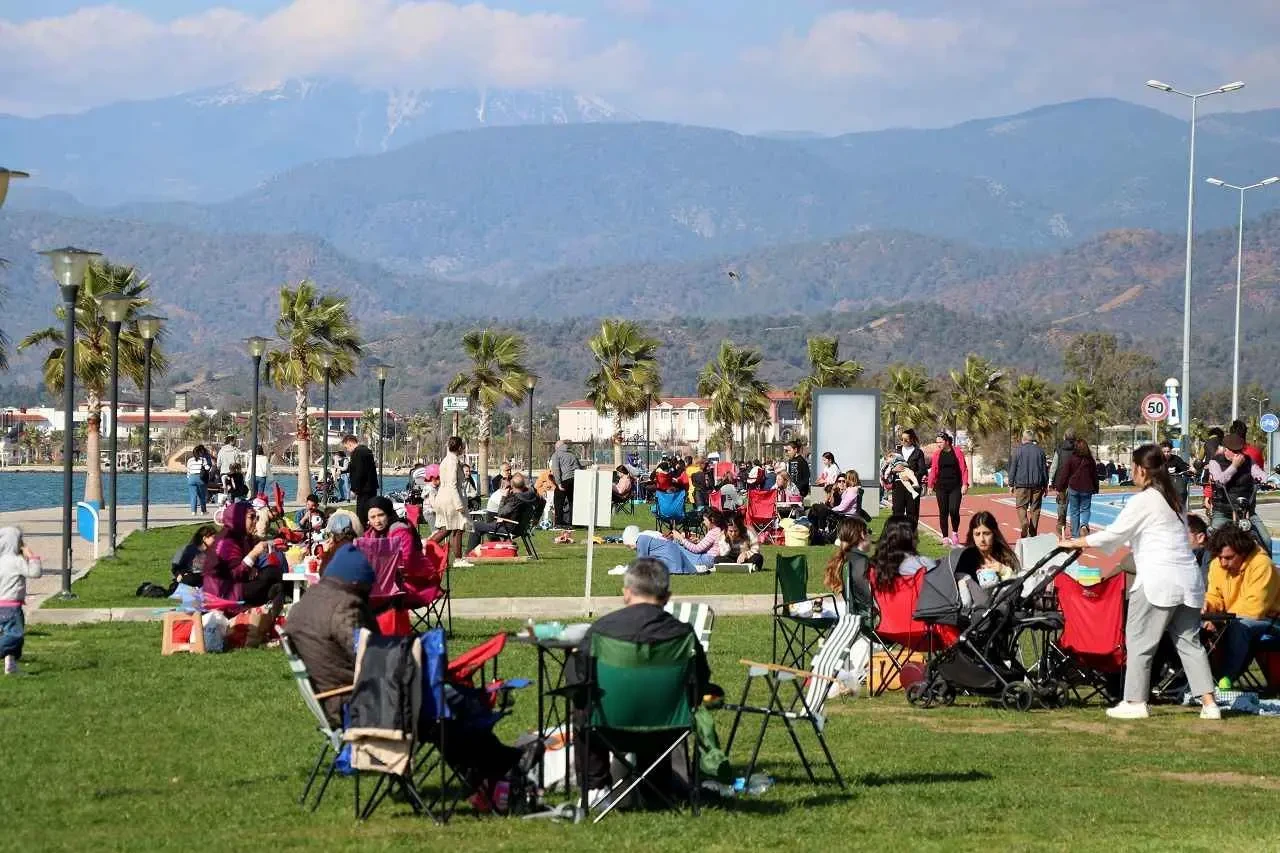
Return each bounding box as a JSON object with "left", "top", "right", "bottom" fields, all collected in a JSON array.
[{"left": 556, "top": 390, "right": 803, "bottom": 450}]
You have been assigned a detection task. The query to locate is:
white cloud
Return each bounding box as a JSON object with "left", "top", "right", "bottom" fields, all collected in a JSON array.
[{"left": 0, "top": 0, "right": 637, "bottom": 115}]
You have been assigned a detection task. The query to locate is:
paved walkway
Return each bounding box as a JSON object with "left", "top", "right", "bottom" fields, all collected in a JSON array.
[{"left": 3, "top": 502, "right": 198, "bottom": 610}]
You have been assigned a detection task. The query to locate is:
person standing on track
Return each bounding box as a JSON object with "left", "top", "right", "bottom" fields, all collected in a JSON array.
[
  {"left": 927, "top": 432, "right": 969, "bottom": 546},
  {"left": 1008, "top": 430, "right": 1048, "bottom": 539},
  {"left": 1049, "top": 428, "right": 1076, "bottom": 539},
  {"left": 894, "top": 429, "right": 929, "bottom": 527}
]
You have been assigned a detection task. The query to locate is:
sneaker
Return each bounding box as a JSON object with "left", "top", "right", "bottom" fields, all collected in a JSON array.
[
  {"left": 4, "top": 655, "right": 18, "bottom": 675},
  {"left": 586, "top": 787, "right": 611, "bottom": 808},
  {"left": 452, "top": 560, "right": 474, "bottom": 568},
  {"left": 607, "top": 565, "right": 628, "bottom": 576},
  {"left": 1217, "top": 676, "right": 1234, "bottom": 691},
  {"left": 1200, "top": 703, "right": 1222, "bottom": 720},
  {"left": 1105, "top": 701, "right": 1149, "bottom": 719}
]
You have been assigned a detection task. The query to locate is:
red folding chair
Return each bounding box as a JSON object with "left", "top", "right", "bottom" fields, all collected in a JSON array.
[
  {"left": 870, "top": 569, "right": 954, "bottom": 695},
  {"left": 744, "top": 488, "right": 780, "bottom": 541},
  {"left": 357, "top": 537, "right": 412, "bottom": 637},
  {"left": 408, "top": 539, "right": 451, "bottom": 636},
  {"left": 708, "top": 489, "right": 723, "bottom": 512},
  {"left": 1050, "top": 573, "right": 1125, "bottom": 704},
  {"left": 404, "top": 503, "right": 423, "bottom": 528}
]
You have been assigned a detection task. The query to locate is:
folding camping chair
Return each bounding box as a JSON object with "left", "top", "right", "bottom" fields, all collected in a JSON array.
[
  {"left": 490, "top": 498, "right": 542, "bottom": 560},
  {"left": 664, "top": 601, "right": 716, "bottom": 653},
  {"left": 357, "top": 536, "right": 414, "bottom": 637},
  {"left": 280, "top": 632, "right": 358, "bottom": 815},
  {"left": 569, "top": 633, "right": 702, "bottom": 824},
  {"left": 653, "top": 489, "right": 693, "bottom": 534},
  {"left": 409, "top": 539, "right": 452, "bottom": 636},
  {"left": 773, "top": 554, "right": 838, "bottom": 668},
  {"left": 868, "top": 568, "right": 948, "bottom": 695},
  {"left": 1048, "top": 572, "right": 1125, "bottom": 704},
  {"left": 744, "top": 488, "right": 780, "bottom": 542},
  {"left": 725, "top": 613, "right": 862, "bottom": 789}
]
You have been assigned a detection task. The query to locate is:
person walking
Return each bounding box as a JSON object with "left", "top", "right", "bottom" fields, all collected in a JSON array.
[
  {"left": 927, "top": 432, "right": 969, "bottom": 546},
  {"left": 893, "top": 429, "right": 929, "bottom": 527},
  {"left": 550, "top": 440, "right": 581, "bottom": 529},
  {"left": 1008, "top": 430, "right": 1048, "bottom": 539},
  {"left": 342, "top": 434, "right": 379, "bottom": 525},
  {"left": 252, "top": 444, "right": 271, "bottom": 497},
  {"left": 1049, "top": 428, "right": 1076, "bottom": 538},
  {"left": 1055, "top": 438, "right": 1099, "bottom": 538},
  {"left": 185, "top": 444, "right": 212, "bottom": 516},
  {"left": 430, "top": 436, "right": 471, "bottom": 568},
  {"left": 1058, "top": 444, "right": 1220, "bottom": 720}
]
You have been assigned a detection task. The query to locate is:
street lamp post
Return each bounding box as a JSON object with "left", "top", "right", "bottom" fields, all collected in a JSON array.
[
  {"left": 374, "top": 364, "right": 391, "bottom": 495},
  {"left": 40, "top": 247, "right": 101, "bottom": 600},
  {"left": 137, "top": 315, "right": 164, "bottom": 530},
  {"left": 98, "top": 294, "right": 132, "bottom": 554},
  {"left": 525, "top": 376, "right": 537, "bottom": 475},
  {"left": 245, "top": 337, "right": 269, "bottom": 495},
  {"left": 1145, "top": 78, "right": 1244, "bottom": 443},
  {"left": 1205, "top": 176, "right": 1279, "bottom": 421},
  {"left": 320, "top": 352, "right": 333, "bottom": 509},
  {"left": 0, "top": 168, "right": 29, "bottom": 208}
]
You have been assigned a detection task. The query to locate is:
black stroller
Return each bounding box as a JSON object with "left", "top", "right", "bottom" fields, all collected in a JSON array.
[{"left": 906, "top": 546, "right": 1081, "bottom": 711}]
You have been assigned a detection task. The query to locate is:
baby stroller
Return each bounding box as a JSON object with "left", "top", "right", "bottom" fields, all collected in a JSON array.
[{"left": 906, "top": 546, "right": 1080, "bottom": 711}]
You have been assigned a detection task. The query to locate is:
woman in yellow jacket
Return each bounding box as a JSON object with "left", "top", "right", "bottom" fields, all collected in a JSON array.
[{"left": 1203, "top": 525, "right": 1280, "bottom": 688}]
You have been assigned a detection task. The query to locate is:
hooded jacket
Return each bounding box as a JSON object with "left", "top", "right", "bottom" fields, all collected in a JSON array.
[
  {"left": 0, "top": 527, "right": 41, "bottom": 605},
  {"left": 205, "top": 501, "right": 258, "bottom": 602},
  {"left": 285, "top": 577, "right": 379, "bottom": 726}
]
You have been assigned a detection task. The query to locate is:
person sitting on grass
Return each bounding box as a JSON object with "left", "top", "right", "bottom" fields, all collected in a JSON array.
[
  {"left": 293, "top": 494, "right": 327, "bottom": 537},
  {"left": 721, "top": 514, "right": 763, "bottom": 570},
  {"left": 205, "top": 501, "right": 285, "bottom": 613},
  {"left": 870, "top": 515, "right": 934, "bottom": 589},
  {"left": 620, "top": 525, "right": 704, "bottom": 575},
  {"left": 669, "top": 509, "right": 730, "bottom": 569},
  {"left": 286, "top": 542, "right": 534, "bottom": 810},
  {"left": 1201, "top": 525, "right": 1280, "bottom": 690},
  {"left": 569, "top": 557, "right": 716, "bottom": 808},
  {"left": 0, "top": 526, "right": 42, "bottom": 676},
  {"left": 172, "top": 525, "right": 217, "bottom": 589}
]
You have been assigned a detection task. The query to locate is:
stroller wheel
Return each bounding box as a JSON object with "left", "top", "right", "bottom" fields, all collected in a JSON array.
[
  {"left": 931, "top": 680, "right": 956, "bottom": 706},
  {"left": 906, "top": 681, "right": 932, "bottom": 708},
  {"left": 1001, "top": 682, "right": 1033, "bottom": 712}
]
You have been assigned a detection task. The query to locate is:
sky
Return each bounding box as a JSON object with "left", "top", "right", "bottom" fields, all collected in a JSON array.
[{"left": 3, "top": 0, "right": 1280, "bottom": 133}]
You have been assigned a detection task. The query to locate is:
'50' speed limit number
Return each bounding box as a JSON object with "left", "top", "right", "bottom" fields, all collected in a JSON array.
[{"left": 1140, "top": 394, "right": 1169, "bottom": 422}]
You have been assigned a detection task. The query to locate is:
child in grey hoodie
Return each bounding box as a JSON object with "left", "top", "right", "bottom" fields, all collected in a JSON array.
[{"left": 0, "top": 526, "right": 42, "bottom": 675}]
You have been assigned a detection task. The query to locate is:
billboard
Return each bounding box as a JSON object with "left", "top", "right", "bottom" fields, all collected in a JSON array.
[{"left": 811, "top": 389, "right": 882, "bottom": 513}]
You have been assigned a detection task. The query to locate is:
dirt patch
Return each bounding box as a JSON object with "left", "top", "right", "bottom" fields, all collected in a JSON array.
[
  {"left": 1051, "top": 720, "right": 1127, "bottom": 737},
  {"left": 906, "top": 715, "right": 1024, "bottom": 736},
  {"left": 1158, "top": 771, "right": 1280, "bottom": 791}
]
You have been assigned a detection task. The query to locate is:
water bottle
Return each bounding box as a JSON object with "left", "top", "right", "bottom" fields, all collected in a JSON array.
[{"left": 745, "top": 774, "right": 774, "bottom": 796}]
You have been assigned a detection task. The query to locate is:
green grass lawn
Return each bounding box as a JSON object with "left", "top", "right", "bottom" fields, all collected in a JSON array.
[
  {"left": 5, "top": 617, "right": 1280, "bottom": 852},
  {"left": 49, "top": 513, "right": 948, "bottom": 609}
]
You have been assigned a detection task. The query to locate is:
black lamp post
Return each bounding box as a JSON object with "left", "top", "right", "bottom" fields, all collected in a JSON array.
[
  {"left": 320, "top": 352, "right": 333, "bottom": 508},
  {"left": 374, "top": 363, "right": 391, "bottom": 495},
  {"left": 246, "top": 337, "right": 268, "bottom": 493},
  {"left": 40, "top": 246, "right": 101, "bottom": 600},
  {"left": 136, "top": 315, "right": 164, "bottom": 530},
  {"left": 525, "top": 375, "right": 537, "bottom": 474},
  {"left": 98, "top": 294, "right": 131, "bottom": 554}
]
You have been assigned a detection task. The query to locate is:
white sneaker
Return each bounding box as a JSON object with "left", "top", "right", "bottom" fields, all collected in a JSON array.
[
  {"left": 1200, "top": 703, "right": 1222, "bottom": 720},
  {"left": 452, "top": 560, "right": 474, "bottom": 568},
  {"left": 1105, "top": 701, "right": 1149, "bottom": 719},
  {"left": 607, "top": 565, "right": 628, "bottom": 576}
]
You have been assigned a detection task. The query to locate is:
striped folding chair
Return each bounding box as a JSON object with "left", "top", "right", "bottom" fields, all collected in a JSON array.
[
  {"left": 663, "top": 601, "right": 716, "bottom": 653},
  {"left": 280, "top": 633, "right": 357, "bottom": 814},
  {"left": 724, "top": 613, "right": 863, "bottom": 789}
]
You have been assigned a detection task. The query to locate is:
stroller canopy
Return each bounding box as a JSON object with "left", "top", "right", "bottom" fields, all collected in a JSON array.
[{"left": 913, "top": 547, "right": 982, "bottom": 625}]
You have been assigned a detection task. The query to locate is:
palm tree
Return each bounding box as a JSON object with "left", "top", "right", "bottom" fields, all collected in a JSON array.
[
  {"left": 405, "top": 412, "right": 436, "bottom": 463},
  {"left": 794, "top": 335, "right": 863, "bottom": 433},
  {"left": 881, "top": 365, "right": 939, "bottom": 439},
  {"left": 359, "top": 409, "right": 381, "bottom": 446},
  {"left": 696, "top": 341, "right": 770, "bottom": 462},
  {"left": 1008, "top": 375, "right": 1058, "bottom": 443},
  {"left": 265, "top": 281, "right": 362, "bottom": 502},
  {"left": 585, "top": 319, "right": 662, "bottom": 466},
  {"left": 18, "top": 261, "right": 166, "bottom": 503},
  {"left": 1058, "top": 380, "right": 1107, "bottom": 439},
  {"left": 947, "top": 354, "right": 1008, "bottom": 439},
  {"left": 448, "top": 330, "right": 534, "bottom": 496}
]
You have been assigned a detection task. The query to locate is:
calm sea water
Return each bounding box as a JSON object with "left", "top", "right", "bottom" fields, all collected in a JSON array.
[{"left": 0, "top": 471, "right": 200, "bottom": 512}]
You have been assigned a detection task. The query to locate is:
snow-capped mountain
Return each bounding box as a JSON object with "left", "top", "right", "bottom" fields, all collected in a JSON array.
[{"left": 0, "top": 79, "right": 633, "bottom": 204}]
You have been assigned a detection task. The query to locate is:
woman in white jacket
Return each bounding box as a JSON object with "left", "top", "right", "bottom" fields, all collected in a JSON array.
[{"left": 1059, "top": 444, "right": 1219, "bottom": 720}]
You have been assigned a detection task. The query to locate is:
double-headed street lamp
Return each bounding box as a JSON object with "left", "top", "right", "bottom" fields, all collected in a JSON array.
[
  {"left": 320, "top": 352, "right": 333, "bottom": 508},
  {"left": 137, "top": 315, "right": 164, "bottom": 530},
  {"left": 98, "top": 293, "right": 132, "bottom": 554},
  {"left": 1145, "top": 78, "right": 1244, "bottom": 442},
  {"left": 39, "top": 246, "right": 101, "bottom": 600},
  {"left": 374, "top": 363, "right": 392, "bottom": 494},
  {"left": 245, "top": 337, "right": 269, "bottom": 495},
  {"left": 1204, "top": 176, "right": 1279, "bottom": 421}
]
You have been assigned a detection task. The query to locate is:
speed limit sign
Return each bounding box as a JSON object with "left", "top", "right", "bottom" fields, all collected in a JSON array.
[{"left": 1140, "top": 393, "right": 1170, "bottom": 422}]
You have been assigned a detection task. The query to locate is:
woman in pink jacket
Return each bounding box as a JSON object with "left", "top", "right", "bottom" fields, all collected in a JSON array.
[
  {"left": 927, "top": 432, "right": 970, "bottom": 546},
  {"left": 362, "top": 496, "right": 436, "bottom": 585}
]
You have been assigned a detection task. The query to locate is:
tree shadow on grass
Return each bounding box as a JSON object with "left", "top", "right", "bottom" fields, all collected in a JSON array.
[{"left": 857, "top": 769, "right": 991, "bottom": 787}]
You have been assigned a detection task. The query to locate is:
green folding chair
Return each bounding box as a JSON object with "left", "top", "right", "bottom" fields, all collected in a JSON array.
[
  {"left": 576, "top": 633, "right": 702, "bottom": 823},
  {"left": 773, "top": 554, "right": 838, "bottom": 667}
]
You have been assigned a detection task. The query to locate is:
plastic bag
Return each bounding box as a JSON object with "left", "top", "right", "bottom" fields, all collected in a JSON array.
[{"left": 202, "top": 610, "right": 229, "bottom": 653}]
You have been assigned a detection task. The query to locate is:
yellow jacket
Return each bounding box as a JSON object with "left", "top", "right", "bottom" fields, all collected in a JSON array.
[{"left": 1204, "top": 550, "right": 1280, "bottom": 620}]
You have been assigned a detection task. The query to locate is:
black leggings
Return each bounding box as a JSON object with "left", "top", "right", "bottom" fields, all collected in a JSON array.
[
  {"left": 891, "top": 482, "right": 921, "bottom": 526},
  {"left": 240, "top": 563, "right": 285, "bottom": 609},
  {"left": 935, "top": 485, "right": 962, "bottom": 539}
]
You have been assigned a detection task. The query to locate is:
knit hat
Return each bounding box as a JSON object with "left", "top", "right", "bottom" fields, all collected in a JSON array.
[
  {"left": 622, "top": 525, "right": 641, "bottom": 547},
  {"left": 323, "top": 543, "right": 375, "bottom": 587}
]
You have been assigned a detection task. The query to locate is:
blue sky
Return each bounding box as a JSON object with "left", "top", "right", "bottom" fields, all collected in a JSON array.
[{"left": 3, "top": 1, "right": 1279, "bottom": 132}]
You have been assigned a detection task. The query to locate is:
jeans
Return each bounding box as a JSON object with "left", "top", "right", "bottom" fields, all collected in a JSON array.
[
  {"left": 0, "top": 606, "right": 25, "bottom": 660},
  {"left": 1067, "top": 488, "right": 1092, "bottom": 537},
  {"left": 1217, "top": 617, "right": 1278, "bottom": 681},
  {"left": 337, "top": 473, "right": 350, "bottom": 501},
  {"left": 186, "top": 473, "right": 207, "bottom": 513},
  {"left": 1209, "top": 511, "right": 1273, "bottom": 557},
  {"left": 254, "top": 477, "right": 267, "bottom": 497}
]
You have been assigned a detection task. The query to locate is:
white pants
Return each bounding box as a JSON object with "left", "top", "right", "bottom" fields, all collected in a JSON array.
[{"left": 1124, "top": 586, "right": 1214, "bottom": 703}]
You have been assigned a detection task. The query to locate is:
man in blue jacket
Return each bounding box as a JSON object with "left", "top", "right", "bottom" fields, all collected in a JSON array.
[{"left": 1008, "top": 430, "right": 1048, "bottom": 539}]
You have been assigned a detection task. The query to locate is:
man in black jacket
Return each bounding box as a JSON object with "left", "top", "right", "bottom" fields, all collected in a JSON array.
[
  {"left": 467, "top": 474, "right": 542, "bottom": 551},
  {"left": 342, "top": 434, "right": 379, "bottom": 525},
  {"left": 785, "top": 439, "right": 811, "bottom": 503},
  {"left": 1049, "top": 428, "right": 1076, "bottom": 538}
]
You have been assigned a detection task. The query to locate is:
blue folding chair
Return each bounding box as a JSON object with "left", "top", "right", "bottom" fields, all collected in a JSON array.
[{"left": 653, "top": 489, "right": 693, "bottom": 534}]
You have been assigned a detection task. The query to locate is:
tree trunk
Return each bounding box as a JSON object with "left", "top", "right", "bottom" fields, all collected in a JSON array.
[
  {"left": 295, "top": 385, "right": 310, "bottom": 504},
  {"left": 83, "top": 397, "right": 103, "bottom": 505},
  {"left": 613, "top": 430, "right": 624, "bottom": 468},
  {"left": 477, "top": 403, "right": 492, "bottom": 497}
]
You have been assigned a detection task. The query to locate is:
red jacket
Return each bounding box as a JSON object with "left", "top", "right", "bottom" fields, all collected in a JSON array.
[
  {"left": 927, "top": 447, "right": 969, "bottom": 489},
  {"left": 1245, "top": 443, "right": 1265, "bottom": 469}
]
